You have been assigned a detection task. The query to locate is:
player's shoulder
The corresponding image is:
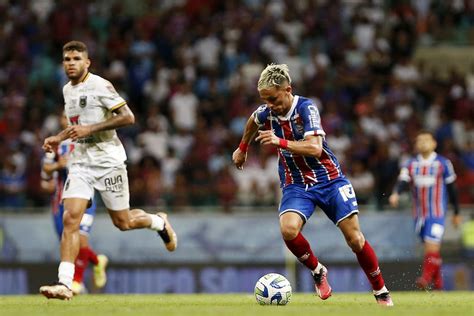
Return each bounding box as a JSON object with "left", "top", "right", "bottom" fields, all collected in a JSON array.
[
  {"left": 86, "top": 72, "right": 107, "bottom": 85},
  {"left": 435, "top": 153, "right": 453, "bottom": 165},
  {"left": 254, "top": 103, "right": 269, "bottom": 114},
  {"left": 91, "top": 73, "right": 119, "bottom": 92},
  {"left": 296, "top": 95, "right": 321, "bottom": 110}
]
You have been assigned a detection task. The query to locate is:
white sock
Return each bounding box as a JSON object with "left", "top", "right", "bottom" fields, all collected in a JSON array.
[
  {"left": 312, "top": 262, "right": 324, "bottom": 275},
  {"left": 373, "top": 285, "right": 388, "bottom": 295},
  {"left": 149, "top": 214, "right": 165, "bottom": 231},
  {"left": 58, "top": 261, "right": 75, "bottom": 289}
]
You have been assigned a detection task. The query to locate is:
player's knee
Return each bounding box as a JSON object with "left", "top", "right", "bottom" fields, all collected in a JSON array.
[
  {"left": 280, "top": 223, "right": 300, "bottom": 240},
  {"left": 347, "top": 233, "right": 365, "bottom": 252},
  {"left": 62, "top": 210, "right": 82, "bottom": 229}
]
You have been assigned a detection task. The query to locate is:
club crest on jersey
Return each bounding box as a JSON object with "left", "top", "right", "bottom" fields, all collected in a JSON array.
[
  {"left": 79, "top": 96, "right": 87, "bottom": 108},
  {"left": 293, "top": 115, "right": 304, "bottom": 134}
]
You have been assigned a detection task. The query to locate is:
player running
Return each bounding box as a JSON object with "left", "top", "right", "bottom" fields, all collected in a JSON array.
[
  {"left": 389, "top": 131, "right": 461, "bottom": 290},
  {"left": 40, "top": 41, "right": 177, "bottom": 300},
  {"left": 232, "top": 64, "right": 393, "bottom": 306},
  {"left": 41, "top": 112, "right": 108, "bottom": 295}
]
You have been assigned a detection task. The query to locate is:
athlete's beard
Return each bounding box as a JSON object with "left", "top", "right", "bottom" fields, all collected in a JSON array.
[{"left": 67, "top": 68, "right": 85, "bottom": 81}]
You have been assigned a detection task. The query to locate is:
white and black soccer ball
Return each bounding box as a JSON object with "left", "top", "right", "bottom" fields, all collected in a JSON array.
[{"left": 254, "top": 273, "right": 292, "bottom": 305}]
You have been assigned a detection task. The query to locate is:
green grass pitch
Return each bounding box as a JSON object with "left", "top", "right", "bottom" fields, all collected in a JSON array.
[{"left": 1, "top": 292, "right": 473, "bottom": 316}]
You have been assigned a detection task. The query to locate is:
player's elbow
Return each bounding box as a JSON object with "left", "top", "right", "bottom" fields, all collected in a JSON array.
[
  {"left": 124, "top": 112, "right": 135, "bottom": 125},
  {"left": 309, "top": 145, "right": 323, "bottom": 158}
]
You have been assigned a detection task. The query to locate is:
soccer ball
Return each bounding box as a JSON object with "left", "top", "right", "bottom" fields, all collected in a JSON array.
[{"left": 254, "top": 273, "right": 292, "bottom": 305}]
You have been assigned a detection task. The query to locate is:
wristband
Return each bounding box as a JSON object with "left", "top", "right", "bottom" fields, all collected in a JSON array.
[
  {"left": 279, "top": 138, "right": 288, "bottom": 149},
  {"left": 239, "top": 141, "right": 249, "bottom": 153}
]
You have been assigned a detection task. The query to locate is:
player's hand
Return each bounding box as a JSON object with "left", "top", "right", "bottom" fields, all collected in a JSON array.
[
  {"left": 42, "top": 136, "right": 60, "bottom": 152},
  {"left": 388, "top": 193, "right": 399, "bottom": 208},
  {"left": 68, "top": 125, "right": 92, "bottom": 141},
  {"left": 452, "top": 214, "right": 462, "bottom": 229},
  {"left": 232, "top": 148, "right": 247, "bottom": 170},
  {"left": 255, "top": 130, "right": 279, "bottom": 146}
]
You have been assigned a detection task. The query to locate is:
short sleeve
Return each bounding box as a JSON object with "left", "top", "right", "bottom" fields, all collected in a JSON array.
[
  {"left": 253, "top": 104, "right": 270, "bottom": 127},
  {"left": 299, "top": 103, "right": 326, "bottom": 138},
  {"left": 97, "top": 79, "right": 127, "bottom": 111},
  {"left": 42, "top": 151, "right": 56, "bottom": 165},
  {"left": 443, "top": 159, "right": 457, "bottom": 184}
]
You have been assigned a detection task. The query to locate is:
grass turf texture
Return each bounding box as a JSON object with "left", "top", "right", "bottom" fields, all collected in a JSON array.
[{"left": 1, "top": 292, "right": 473, "bottom": 316}]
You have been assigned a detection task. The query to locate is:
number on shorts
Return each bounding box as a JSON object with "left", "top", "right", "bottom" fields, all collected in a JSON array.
[{"left": 338, "top": 184, "right": 355, "bottom": 202}]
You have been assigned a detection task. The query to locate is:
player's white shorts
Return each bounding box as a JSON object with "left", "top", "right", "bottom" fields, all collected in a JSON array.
[{"left": 62, "top": 164, "right": 130, "bottom": 210}]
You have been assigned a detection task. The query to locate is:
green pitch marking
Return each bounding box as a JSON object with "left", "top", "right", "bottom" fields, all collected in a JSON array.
[{"left": 0, "top": 292, "right": 473, "bottom": 316}]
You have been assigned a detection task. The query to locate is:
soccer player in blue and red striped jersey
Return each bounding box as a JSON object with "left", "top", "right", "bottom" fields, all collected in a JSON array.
[
  {"left": 389, "top": 131, "right": 461, "bottom": 290},
  {"left": 232, "top": 64, "right": 393, "bottom": 306}
]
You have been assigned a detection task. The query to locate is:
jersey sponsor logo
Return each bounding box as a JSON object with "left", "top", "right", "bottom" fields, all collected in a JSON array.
[
  {"left": 64, "top": 179, "right": 70, "bottom": 191},
  {"left": 307, "top": 105, "right": 321, "bottom": 129},
  {"left": 413, "top": 175, "right": 436, "bottom": 187},
  {"left": 104, "top": 175, "right": 124, "bottom": 192},
  {"left": 79, "top": 96, "right": 87, "bottom": 108}
]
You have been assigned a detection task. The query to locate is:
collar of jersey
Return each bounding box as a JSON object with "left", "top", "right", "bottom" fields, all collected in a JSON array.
[
  {"left": 417, "top": 152, "right": 437, "bottom": 163},
  {"left": 71, "top": 72, "right": 90, "bottom": 86},
  {"left": 277, "top": 95, "right": 299, "bottom": 121}
]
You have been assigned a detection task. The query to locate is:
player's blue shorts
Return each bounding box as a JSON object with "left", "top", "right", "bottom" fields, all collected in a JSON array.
[
  {"left": 279, "top": 177, "right": 359, "bottom": 226},
  {"left": 415, "top": 216, "right": 445, "bottom": 244},
  {"left": 53, "top": 199, "right": 97, "bottom": 238}
]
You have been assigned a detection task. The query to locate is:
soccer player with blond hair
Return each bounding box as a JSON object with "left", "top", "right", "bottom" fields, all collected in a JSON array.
[{"left": 233, "top": 64, "right": 393, "bottom": 306}]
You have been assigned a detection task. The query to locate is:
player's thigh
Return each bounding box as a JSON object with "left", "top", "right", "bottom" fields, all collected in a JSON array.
[
  {"left": 279, "top": 184, "right": 316, "bottom": 224},
  {"left": 95, "top": 166, "right": 130, "bottom": 211},
  {"left": 316, "top": 178, "right": 359, "bottom": 226}
]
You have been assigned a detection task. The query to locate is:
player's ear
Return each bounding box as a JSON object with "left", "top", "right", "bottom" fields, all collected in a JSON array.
[{"left": 86, "top": 58, "right": 91, "bottom": 68}]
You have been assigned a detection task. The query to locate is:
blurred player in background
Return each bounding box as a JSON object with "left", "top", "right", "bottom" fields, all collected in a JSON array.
[
  {"left": 40, "top": 41, "right": 177, "bottom": 300},
  {"left": 41, "top": 112, "right": 108, "bottom": 295},
  {"left": 389, "top": 131, "right": 461, "bottom": 290},
  {"left": 233, "top": 64, "right": 393, "bottom": 306}
]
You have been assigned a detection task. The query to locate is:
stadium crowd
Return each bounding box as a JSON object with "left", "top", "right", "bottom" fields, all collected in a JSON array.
[{"left": 0, "top": 0, "right": 473, "bottom": 211}]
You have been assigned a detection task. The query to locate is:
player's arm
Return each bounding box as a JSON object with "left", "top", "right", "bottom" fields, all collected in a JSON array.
[
  {"left": 67, "top": 104, "right": 135, "bottom": 141},
  {"left": 255, "top": 131, "right": 323, "bottom": 157},
  {"left": 40, "top": 155, "right": 57, "bottom": 193},
  {"left": 388, "top": 167, "right": 410, "bottom": 208},
  {"left": 42, "top": 155, "right": 68, "bottom": 176},
  {"left": 43, "top": 129, "right": 72, "bottom": 152},
  {"left": 40, "top": 178, "right": 56, "bottom": 194},
  {"left": 232, "top": 115, "right": 260, "bottom": 170},
  {"left": 447, "top": 182, "right": 461, "bottom": 227}
]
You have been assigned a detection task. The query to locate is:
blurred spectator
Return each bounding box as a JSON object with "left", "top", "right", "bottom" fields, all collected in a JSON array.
[
  {"left": 0, "top": 1, "right": 473, "bottom": 211},
  {"left": 347, "top": 160, "right": 375, "bottom": 205}
]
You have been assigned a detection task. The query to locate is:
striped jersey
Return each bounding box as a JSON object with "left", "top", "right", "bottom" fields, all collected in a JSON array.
[
  {"left": 63, "top": 72, "right": 127, "bottom": 168},
  {"left": 398, "top": 152, "right": 456, "bottom": 219},
  {"left": 41, "top": 140, "right": 74, "bottom": 215},
  {"left": 254, "top": 95, "right": 343, "bottom": 187}
]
